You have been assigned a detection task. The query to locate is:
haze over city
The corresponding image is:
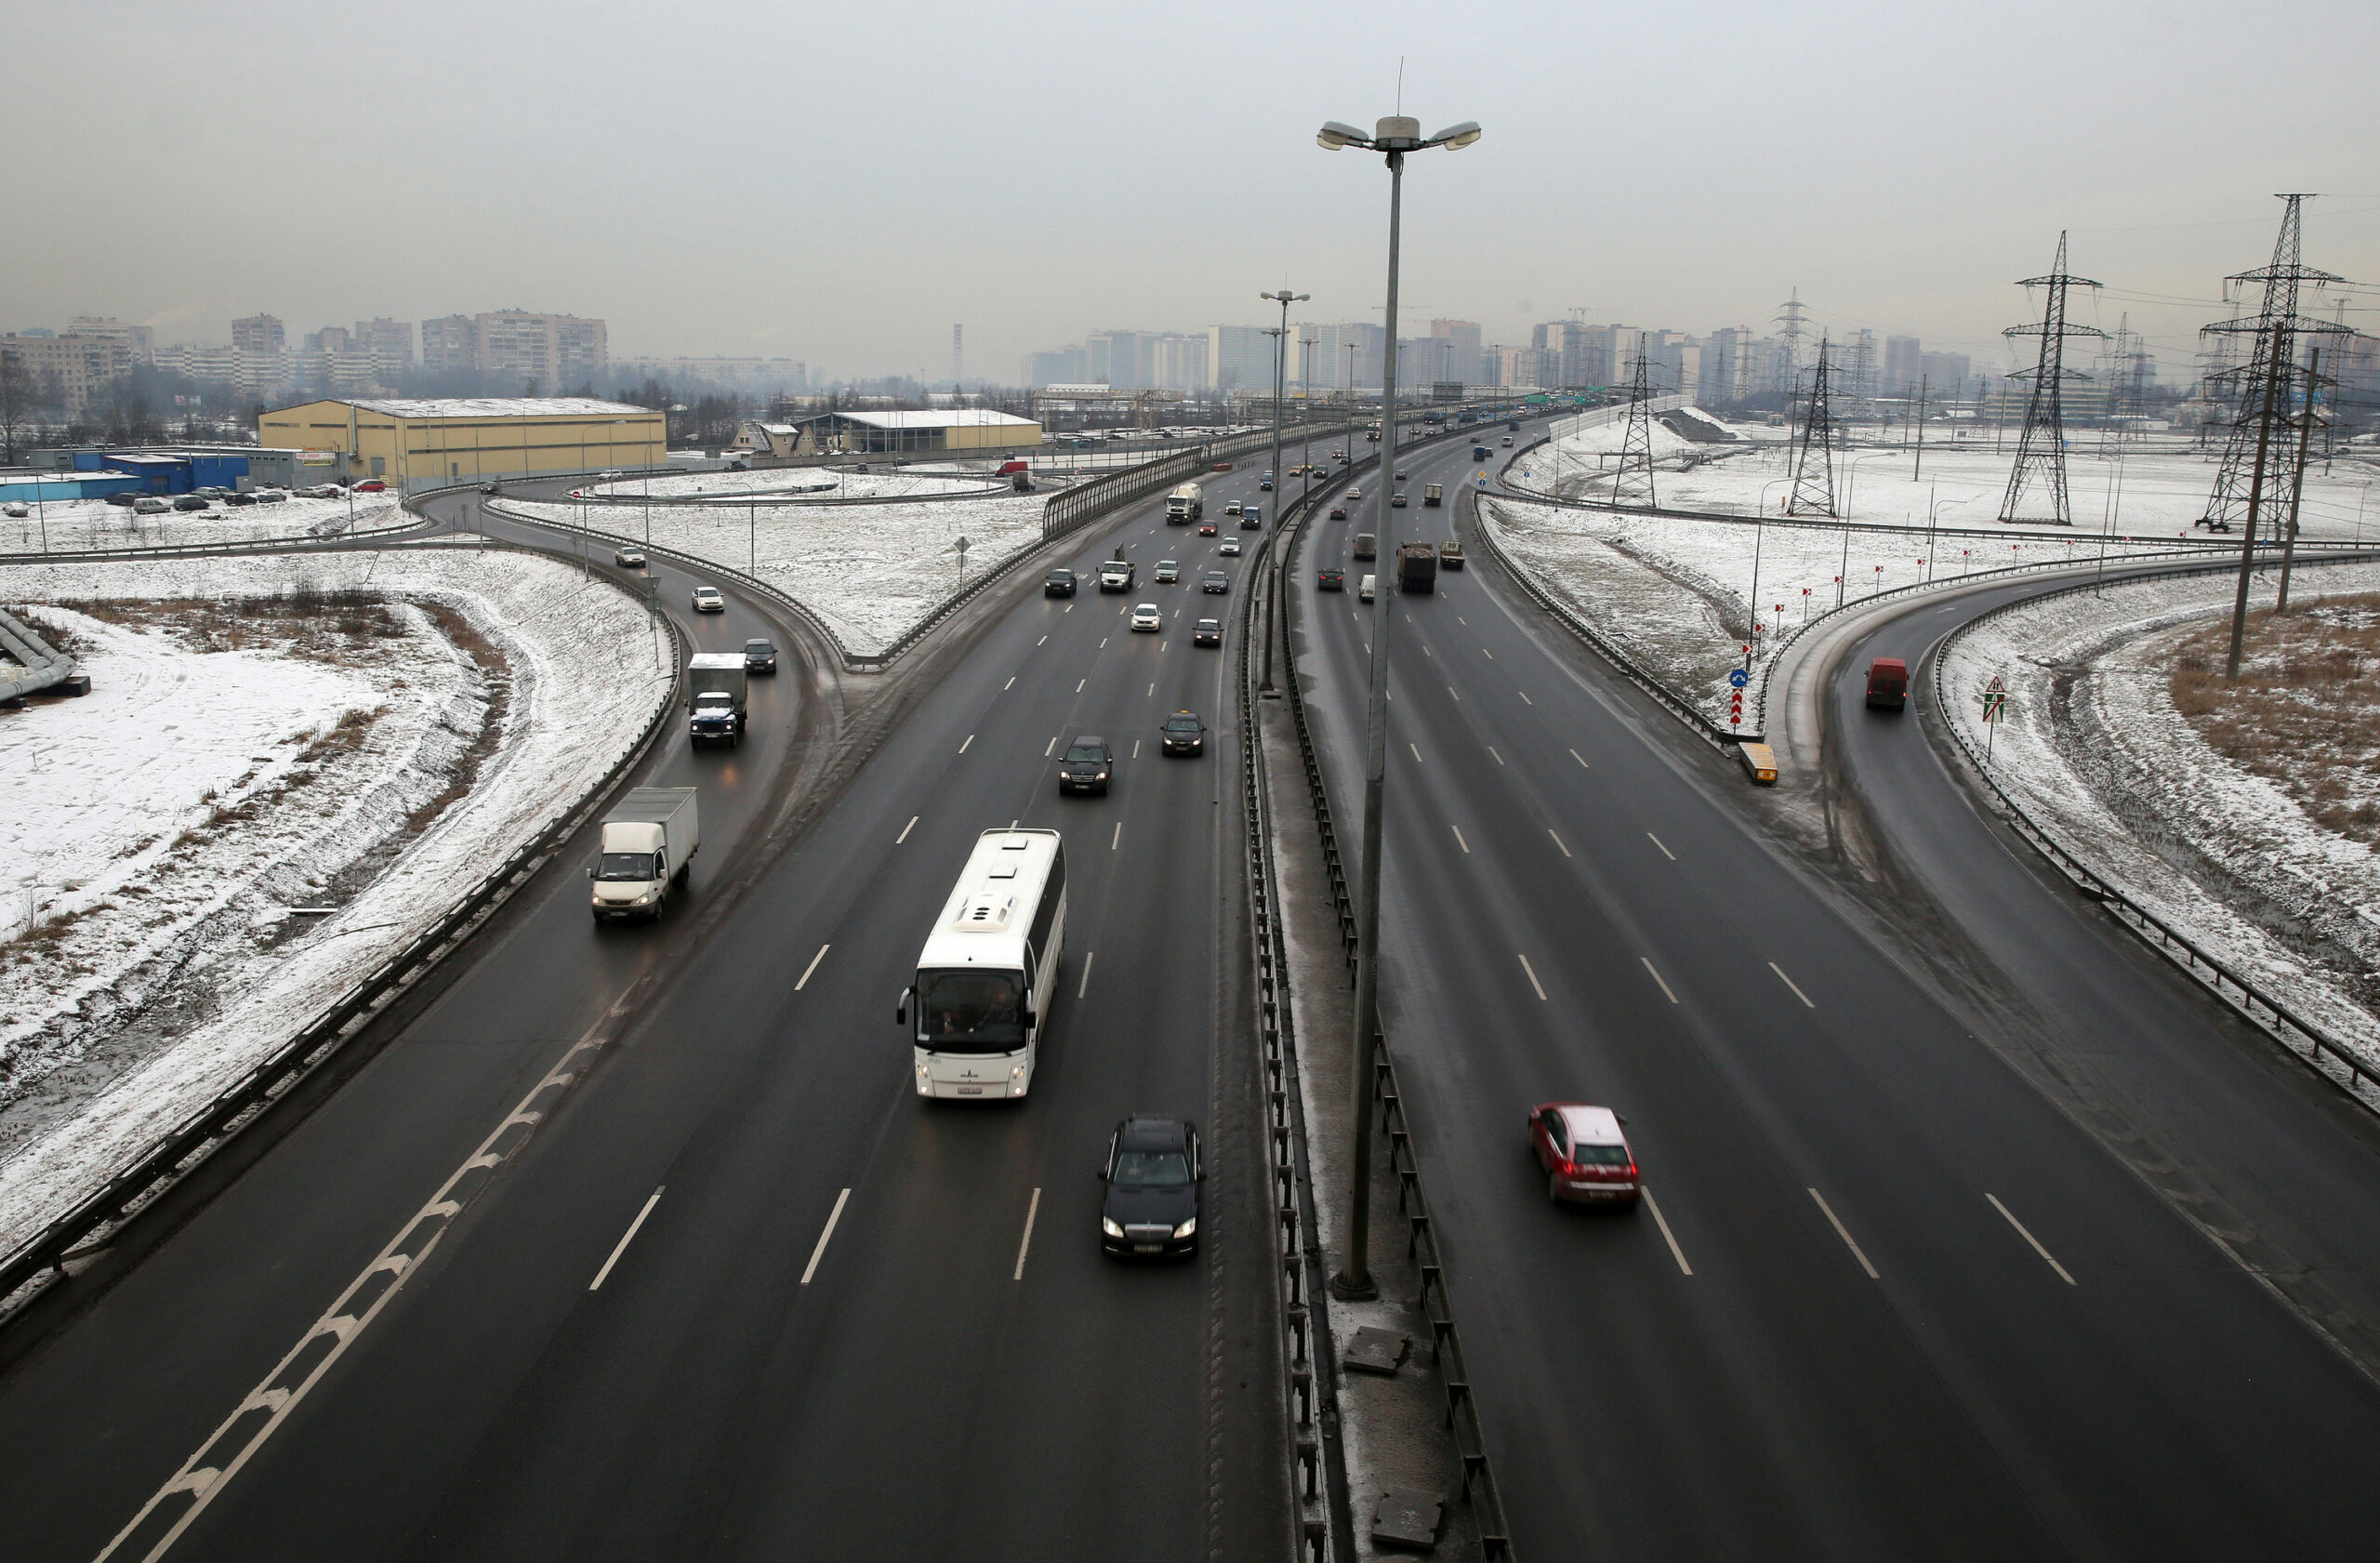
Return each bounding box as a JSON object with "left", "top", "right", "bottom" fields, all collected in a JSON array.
[{"left": 7, "top": 0, "right": 2378, "bottom": 380}]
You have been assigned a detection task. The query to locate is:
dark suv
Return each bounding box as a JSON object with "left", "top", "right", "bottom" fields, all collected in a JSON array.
[
  {"left": 1059, "top": 735, "right": 1113, "bottom": 795},
  {"left": 1045, "top": 568, "right": 1078, "bottom": 598},
  {"left": 1100, "top": 1116, "right": 1203, "bottom": 1258},
  {"left": 1160, "top": 711, "right": 1206, "bottom": 756}
]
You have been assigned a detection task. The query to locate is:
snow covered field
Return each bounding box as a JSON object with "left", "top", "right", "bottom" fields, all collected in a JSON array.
[
  {"left": 0, "top": 494, "right": 406, "bottom": 556},
  {"left": 1939, "top": 563, "right": 2380, "bottom": 1070},
  {"left": 498, "top": 490, "right": 1050, "bottom": 655},
  {"left": 583, "top": 468, "right": 998, "bottom": 503},
  {"left": 0, "top": 546, "right": 672, "bottom": 1263},
  {"left": 1479, "top": 493, "right": 2218, "bottom": 724}
]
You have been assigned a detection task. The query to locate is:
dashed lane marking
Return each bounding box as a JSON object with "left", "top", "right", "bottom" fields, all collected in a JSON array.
[
  {"left": 1641, "top": 958, "right": 1679, "bottom": 1004},
  {"left": 1988, "top": 1194, "right": 2078, "bottom": 1285},
  {"left": 589, "top": 1188, "right": 665, "bottom": 1291},
  {"left": 1013, "top": 1187, "right": 1043, "bottom": 1280},
  {"left": 795, "top": 944, "right": 830, "bottom": 991},
  {"left": 1078, "top": 951, "right": 1095, "bottom": 998},
  {"left": 959, "top": 735, "right": 974, "bottom": 754},
  {"left": 1769, "top": 961, "right": 1815, "bottom": 1009},
  {"left": 801, "top": 1188, "right": 852, "bottom": 1285},
  {"left": 1646, "top": 832, "right": 1675, "bottom": 861},
  {"left": 1808, "top": 1187, "right": 1881, "bottom": 1279},
  {"left": 896, "top": 815, "right": 918, "bottom": 845},
  {"left": 1644, "top": 1188, "right": 1693, "bottom": 1276},
  {"left": 1548, "top": 828, "right": 1572, "bottom": 857},
  {"left": 1517, "top": 952, "right": 1548, "bottom": 1001}
]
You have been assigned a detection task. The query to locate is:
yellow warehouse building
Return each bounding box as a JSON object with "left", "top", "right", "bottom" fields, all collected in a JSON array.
[{"left": 258, "top": 396, "right": 666, "bottom": 488}]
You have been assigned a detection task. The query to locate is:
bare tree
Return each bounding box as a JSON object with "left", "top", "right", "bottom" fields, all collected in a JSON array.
[{"left": 0, "top": 350, "right": 31, "bottom": 465}]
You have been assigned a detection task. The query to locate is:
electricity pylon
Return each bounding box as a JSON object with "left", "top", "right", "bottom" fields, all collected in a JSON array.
[
  {"left": 1786, "top": 337, "right": 1838, "bottom": 518},
  {"left": 1999, "top": 231, "right": 2105, "bottom": 525}
]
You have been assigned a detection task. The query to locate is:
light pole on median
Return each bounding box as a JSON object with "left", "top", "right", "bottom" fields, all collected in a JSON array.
[
  {"left": 1317, "top": 111, "right": 1482, "bottom": 1302},
  {"left": 1259, "top": 286, "right": 1309, "bottom": 695}
]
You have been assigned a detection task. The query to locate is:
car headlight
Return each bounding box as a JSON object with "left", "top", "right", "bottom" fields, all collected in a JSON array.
[
  {"left": 1010, "top": 1064, "right": 1025, "bottom": 1080},
  {"left": 1171, "top": 1217, "right": 1197, "bottom": 1239},
  {"left": 1102, "top": 1217, "right": 1125, "bottom": 1238},
  {"left": 633, "top": 889, "right": 659, "bottom": 905}
]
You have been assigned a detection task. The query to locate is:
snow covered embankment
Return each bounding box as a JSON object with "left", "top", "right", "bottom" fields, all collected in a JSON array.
[
  {"left": 503, "top": 490, "right": 1049, "bottom": 655},
  {"left": 0, "top": 547, "right": 672, "bottom": 1263},
  {"left": 1, "top": 495, "right": 406, "bottom": 556},
  {"left": 1938, "top": 563, "right": 2380, "bottom": 1071}
]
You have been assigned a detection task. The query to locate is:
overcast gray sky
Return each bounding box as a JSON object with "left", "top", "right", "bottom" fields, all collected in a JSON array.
[{"left": 7, "top": 0, "right": 2377, "bottom": 383}]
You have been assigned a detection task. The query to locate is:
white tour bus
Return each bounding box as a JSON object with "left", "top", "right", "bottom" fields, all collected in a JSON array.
[{"left": 897, "top": 828, "right": 1066, "bottom": 1099}]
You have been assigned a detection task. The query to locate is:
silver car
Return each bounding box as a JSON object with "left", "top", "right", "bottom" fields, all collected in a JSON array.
[{"left": 691, "top": 585, "right": 725, "bottom": 613}]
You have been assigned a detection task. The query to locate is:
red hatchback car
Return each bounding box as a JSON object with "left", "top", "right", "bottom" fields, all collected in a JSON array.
[
  {"left": 1198, "top": 521, "right": 1219, "bottom": 536},
  {"left": 1528, "top": 1103, "right": 1639, "bottom": 1207}
]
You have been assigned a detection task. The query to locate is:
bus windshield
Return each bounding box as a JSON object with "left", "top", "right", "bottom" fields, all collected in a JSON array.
[{"left": 916, "top": 967, "right": 1028, "bottom": 1051}]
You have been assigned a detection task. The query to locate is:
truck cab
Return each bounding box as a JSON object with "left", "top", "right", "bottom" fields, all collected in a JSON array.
[
  {"left": 687, "top": 652, "right": 749, "bottom": 747},
  {"left": 1099, "top": 559, "right": 1135, "bottom": 591}
]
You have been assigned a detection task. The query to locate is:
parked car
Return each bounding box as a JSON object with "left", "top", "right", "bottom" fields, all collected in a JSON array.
[
  {"left": 1192, "top": 617, "right": 1223, "bottom": 647},
  {"left": 1, "top": 502, "right": 26, "bottom": 519},
  {"left": 103, "top": 491, "right": 140, "bottom": 508},
  {"left": 223, "top": 491, "right": 258, "bottom": 507},
  {"left": 1317, "top": 568, "right": 1345, "bottom": 591},
  {"left": 1528, "top": 1103, "right": 1640, "bottom": 1207},
  {"left": 352, "top": 479, "right": 388, "bottom": 493},
  {"left": 614, "top": 547, "right": 647, "bottom": 568},
  {"left": 1059, "top": 735, "right": 1114, "bottom": 795},
  {"left": 692, "top": 585, "right": 725, "bottom": 613},
  {"left": 744, "top": 638, "right": 778, "bottom": 674},
  {"left": 254, "top": 489, "right": 287, "bottom": 504},
  {"left": 1154, "top": 560, "right": 1180, "bottom": 583},
  {"left": 192, "top": 485, "right": 231, "bottom": 500},
  {"left": 1218, "top": 536, "right": 1241, "bottom": 557},
  {"left": 1100, "top": 1115, "right": 1203, "bottom": 1258},
  {"left": 1130, "top": 603, "right": 1163, "bottom": 632},
  {"left": 171, "top": 494, "right": 209, "bottom": 511},
  {"left": 133, "top": 497, "right": 170, "bottom": 514},
  {"left": 1045, "top": 567, "right": 1078, "bottom": 597},
  {"left": 1160, "top": 710, "right": 1206, "bottom": 756},
  {"left": 1202, "top": 571, "right": 1230, "bottom": 594}
]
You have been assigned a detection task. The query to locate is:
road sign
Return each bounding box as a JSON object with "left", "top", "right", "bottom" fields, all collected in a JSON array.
[{"left": 1727, "top": 669, "right": 1750, "bottom": 689}]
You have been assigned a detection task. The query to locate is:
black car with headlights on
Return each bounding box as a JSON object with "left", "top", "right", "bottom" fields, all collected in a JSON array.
[
  {"left": 1045, "top": 567, "right": 1078, "bottom": 598},
  {"left": 1160, "top": 710, "right": 1206, "bottom": 756},
  {"left": 743, "top": 638, "right": 777, "bottom": 674},
  {"left": 1202, "top": 570, "right": 1230, "bottom": 594},
  {"left": 1100, "top": 1116, "right": 1202, "bottom": 1258},
  {"left": 1192, "top": 617, "right": 1223, "bottom": 647},
  {"left": 1058, "top": 735, "right": 1113, "bottom": 795}
]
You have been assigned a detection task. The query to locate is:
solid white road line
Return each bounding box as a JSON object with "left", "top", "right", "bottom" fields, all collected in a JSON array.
[
  {"left": 589, "top": 1188, "right": 665, "bottom": 1291},
  {"left": 1487, "top": 746, "right": 1503, "bottom": 765},
  {"left": 1570, "top": 748, "right": 1588, "bottom": 768},
  {"left": 1642, "top": 1187, "right": 1693, "bottom": 1277},
  {"left": 896, "top": 815, "right": 918, "bottom": 845},
  {"left": 1111, "top": 821, "right": 1122, "bottom": 851},
  {"left": 1045, "top": 735, "right": 1058, "bottom": 756},
  {"left": 795, "top": 944, "right": 830, "bottom": 991},
  {"left": 1808, "top": 1187, "right": 1881, "bottom": 1279},
  {"left": 959, "top": 735, "right": 974, "bottom": 754},
  {"left": 1769, "top": 961, "right": 1816, "bottom": 1009},
  {"left": 1548, "top": 828, "right": 1572, "bottom": 858},
  {"left": 800, "top": 1188, "right": 852, "bottom": 1286},
  {"left": 1988, "top": 1193, "right": 2078, "bottom": 1285},
  {"left": 1078, "top": 951, "right": 1095, "bottom": 998},
  {"left": 1517, "top": 952, "right": 1548, "bottom": 1001},
  {"left": 1640, "top": 957, "right": 1679, "bottom": 1004},
  {"left": 1003, "top": 676, "right": 1016, "bottom": 691},
  {"left": 1646, "top": 832, "right": 1675, "bottom": 861},
  {"left": 1013, "top": 1187, "right": 1043, "bottom": 1280},
  {"left": 1451, "top": 825, "right": 1470, "bottom": 854}
]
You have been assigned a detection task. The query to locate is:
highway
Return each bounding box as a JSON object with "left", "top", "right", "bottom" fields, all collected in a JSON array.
[
  {"left": 0, "top": 466, "right": 1292, "bottom": 1560},
  {"left": 1287, "top": 429, "right": 2380, "bottom": 1558}
]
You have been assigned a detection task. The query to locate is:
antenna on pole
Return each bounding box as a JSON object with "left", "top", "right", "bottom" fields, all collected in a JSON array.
[{"left": 1998, "top": 231, "right": 2106, "bottom": 525}]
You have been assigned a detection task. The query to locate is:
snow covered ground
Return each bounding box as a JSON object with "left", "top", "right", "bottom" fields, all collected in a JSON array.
[
  {"left": 0, "top": 495, "right": 405, "bottom": 556},
  {"left": 0, "top": 546, "right": 672, "bottom": 1264},
  {"left": 582, "top": 468, "right": 998, "bottom": 503},
  {"left": 498, "top": 490, "right": 1050, "bottom": 655},
  {"left": 1479, "top": 492, "right": 2219, "bottom": 724},
  {"left": 1938, "top": 563, "right": 2380, "bottom": 1071}
]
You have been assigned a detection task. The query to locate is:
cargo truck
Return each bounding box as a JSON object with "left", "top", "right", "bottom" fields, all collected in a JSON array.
[
  {"left": 687, "top": 652, "right": 748, "bottom": 748},
  {"left": 1423, "top": 483, "right": 1444, "bottom": 507},
  {"left": 589, "top": 787, "right": 700, "bottom": 921},
  {"left": 1395, "top": 540, "right": 1438, "bottom": 594},
  {"left": 1165, "top": 482, "right": 1203, "bottom": 523}
]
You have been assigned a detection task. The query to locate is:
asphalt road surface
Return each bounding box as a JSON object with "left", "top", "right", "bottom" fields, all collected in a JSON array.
[
  {"left": 0, "top": 463, "right": 1293, "bottom": 1561},
  {"left": 1288, "top": 428, "right": 2380, "bottom": 1559}
]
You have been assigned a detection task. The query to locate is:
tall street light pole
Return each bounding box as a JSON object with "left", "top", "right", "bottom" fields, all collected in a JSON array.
[
  {"left": 1316, "top": 112, "right": 1481, "bottom": 1301},
  {"left": 1259, "top": 287, "right": 1308, "bottom": 695}
]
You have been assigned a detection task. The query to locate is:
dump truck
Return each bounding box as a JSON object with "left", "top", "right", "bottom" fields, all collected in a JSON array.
[
  {"left": 1423, "top": 483, "right": 1444, "bottom": 507},
  {"left": 589, "top": 787, "right": 700, "bottom": 922},
  {"left": 1165, "top": 482, "right": 1203, "bottom": 523},
  {"left": 1396, "top": 541, "right": 1439, "bottom": 594},
  {"left": 688, "top": 652, "right": 749, "bottom": 748}
]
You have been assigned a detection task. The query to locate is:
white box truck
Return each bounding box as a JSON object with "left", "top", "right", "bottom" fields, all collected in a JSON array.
[
  {"left": 589, "top": 787, "right": 700, "bottom": 922},
  {"left": 687, "top": 652, "right": 748, "bottom": 748}
]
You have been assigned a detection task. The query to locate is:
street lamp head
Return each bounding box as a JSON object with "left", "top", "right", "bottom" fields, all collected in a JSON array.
[
  {"left": 1429, "top": 121, "right": 1483, "bottom": 151},
  {"left": 1316, "top": 121, "right": 1367, "bottom": 151},
  {"left": 1372, "top": 115, "right": 1422, "bottom": 151}
]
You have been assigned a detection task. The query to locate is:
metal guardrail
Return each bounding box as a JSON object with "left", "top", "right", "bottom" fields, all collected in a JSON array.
[
  {"left": 0, "top": 605, "right": 77, "bottom": 701},
  {"left": 0, "top": 547, "right": 690, "bottom": 1321},
  {"left": 0, "top": 510, "right": 428, "bottom": 566},
  {"left": 1255, "top": 422, "right": 1520, "bottom": 1561},
  {"left": 1932, "top": 556, "right": 2380, "bottom": 1119}
]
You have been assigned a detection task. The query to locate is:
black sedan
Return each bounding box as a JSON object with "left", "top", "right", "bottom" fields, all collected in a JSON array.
[
  {"left": 1202, "top": 571, "right": 1230, "bottom": 594},
  {"left": 1100, "top": 1116, "right": 1202, "bottom": 1258},
  {"left": 1317, "top": 568, "right": 1345, "bottom": 592},
  {"left": 744, "top": 637, "right": 778, "bottom": 674},
  {"left": 1192, "top": 617, "right": 1223, "bottom": 647},
  {"left": 1160, "top": 710, "right": 1206, "bottom": 756},
  {"left": 1045, "top": 568, "right": 1078, "bottom": 598},
  {"left": 1059, "top": 735, "right": 1113, "bottom": 795}
]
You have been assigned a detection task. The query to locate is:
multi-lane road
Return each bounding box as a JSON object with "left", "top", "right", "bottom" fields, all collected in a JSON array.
[
  {"left": 0, "top": 464, "right": 1298, "bottom": 1560},
  {"left": 1289, "top": 430, "right": 2380, "bottom": 1558},
  {"left": 7, "top": 419, "right": 2380, "bottom": 1562}
]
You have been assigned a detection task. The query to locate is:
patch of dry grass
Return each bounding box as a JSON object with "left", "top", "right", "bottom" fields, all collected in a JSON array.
[{"left": 2169, "top": 592, "right": 2380, "bottom": 845}]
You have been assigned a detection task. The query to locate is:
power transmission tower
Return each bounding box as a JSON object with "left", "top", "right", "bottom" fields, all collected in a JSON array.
[
  {"left": 1999, "top": 231, "right": 2106, "bottom": 525},
  {"left": 1787, "top": 336, "right": 1838, "bottom": 517},
  {"left": 1611, "top": 348, "right": 1659, "bottom": 508},
  {"left": 2200, "top": 194, "right": 2353, "bottom": 533},
  {"left": 1773, "top": 288, "right": 1809, "bottom": 395}
]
